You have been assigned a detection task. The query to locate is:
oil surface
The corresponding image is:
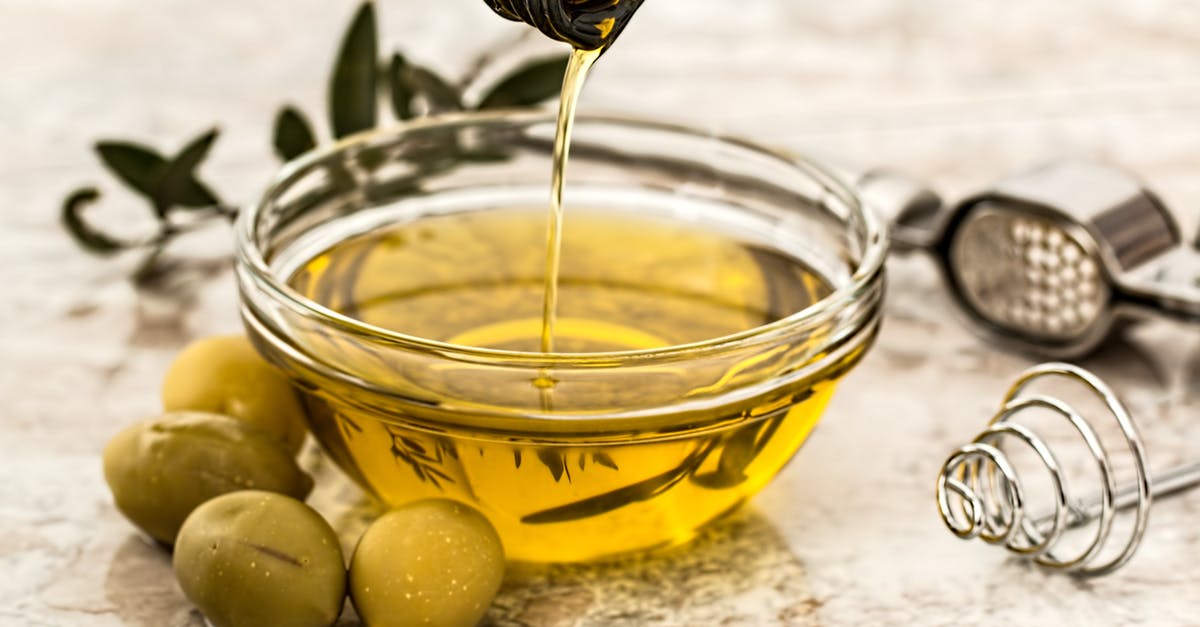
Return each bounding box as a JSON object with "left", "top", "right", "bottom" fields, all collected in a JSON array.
[
  {"left": 289, "top": 208, "right": 830, "bottom": 354},
  {"left": 286, "top": 207, "right": 850, "bottom": 561}
]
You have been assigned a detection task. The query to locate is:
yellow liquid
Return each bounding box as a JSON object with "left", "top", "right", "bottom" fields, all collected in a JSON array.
[
  {"left": 284, "top": 208, "right": 858, "bottom": 562},
  {"left": 266, "top": 37, "right": 862, "bottom": 562},
  {"left": 542, "top": 47, "right": 600, "bottom": 353}
]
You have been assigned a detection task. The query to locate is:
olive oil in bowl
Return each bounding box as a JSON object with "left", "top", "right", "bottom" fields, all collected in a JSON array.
[
  {"left": 238, "top": 113, "right": 885, "bottom": 562},
  {"left": 277, "top": 204, "right": 861, "bottom": 562}
]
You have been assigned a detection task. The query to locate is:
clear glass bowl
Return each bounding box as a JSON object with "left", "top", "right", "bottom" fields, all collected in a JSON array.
[{"left": 236, "top": 111, "right": 886, "bottom": 562}]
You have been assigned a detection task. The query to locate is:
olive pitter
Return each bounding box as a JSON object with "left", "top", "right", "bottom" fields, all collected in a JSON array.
[{"left": 855, "top": 160, "right": 1200, "bottom": 357}]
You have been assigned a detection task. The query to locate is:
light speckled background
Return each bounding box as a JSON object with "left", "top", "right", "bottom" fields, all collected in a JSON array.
[{"left": 3, "top": 1, "right": 1200, "bottom": 625}]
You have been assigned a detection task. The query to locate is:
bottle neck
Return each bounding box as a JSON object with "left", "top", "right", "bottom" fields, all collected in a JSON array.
[{"left": 485, "top": 0, "right": 644, "bottom": 51}]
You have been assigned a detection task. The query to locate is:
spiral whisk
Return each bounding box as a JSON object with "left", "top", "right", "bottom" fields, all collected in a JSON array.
[{"left": 936, "top": 362, "right": 1200, "bottom": 576}]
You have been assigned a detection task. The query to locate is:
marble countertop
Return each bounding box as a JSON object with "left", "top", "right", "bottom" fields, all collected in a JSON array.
[{"left": 4, "top": 1, "right": 1200, "bottom": 625}]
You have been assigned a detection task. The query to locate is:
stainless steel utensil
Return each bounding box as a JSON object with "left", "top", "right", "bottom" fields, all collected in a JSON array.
[
  {"left": 856, "top": 160, "right": 1200, "bottom": 357},
  {"left": 935, "top": 362, "right": 1200, "bottom": 576}
]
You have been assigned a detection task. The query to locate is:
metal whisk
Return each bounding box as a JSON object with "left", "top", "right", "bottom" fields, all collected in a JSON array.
[
  {"left": 855, "top": 160, "right": 1200, "bottom": 357},
  {"left": 936, "top": 362, "right": 1200, "bottom": 576}
]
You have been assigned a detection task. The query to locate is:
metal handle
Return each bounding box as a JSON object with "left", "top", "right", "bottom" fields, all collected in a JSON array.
[
  {"left": 1119, "top": 246, "right": 1200, "bottom": 322},
  {"left": 824, "top": 164, "right": 945, "bottom": 254},
  {"left": 1036, "top": 460, "right": 1200, "bottom": 533},
  {"left": 856, "top": 168, "right": 945, "bottom": 253}
]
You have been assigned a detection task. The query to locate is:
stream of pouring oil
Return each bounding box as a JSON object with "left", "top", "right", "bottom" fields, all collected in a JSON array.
[{"left": 539, "top": 47, "right": 601, "bottom": 355}]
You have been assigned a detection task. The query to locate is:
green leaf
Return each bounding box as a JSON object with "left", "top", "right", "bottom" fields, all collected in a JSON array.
[
  {"left": 329, "top": 2, "right": 378, "bottom": 138},
  {"left": 159, "top": 128, "right": 221, "bottom": 210},
  {"left": 273, "top": 106, "right": 318, "bottom": 161},
  {"left": 477, "top": 54, "right": 569, "bottom": 110},
  {"left": 95, "top": 133, "right": 220, "bottom": 216},
  {"left": 387, "top": 53, "right": 413, "bottom": 120},
  {"left": 408, "top": 64, "right": 463, "bottom": 113},
  {"left": 61, "top": 187, "right": 127, "bottom": 256},
  {"left": 95, "top": 141, "right": 168, "bottom": 203},
  {"left": 385, "top": 51, "right": 462, "bottom": 117}
]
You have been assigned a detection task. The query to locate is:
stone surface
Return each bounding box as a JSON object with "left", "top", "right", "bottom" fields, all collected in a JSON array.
[{"left": 3, "top": 1, "right": 1200, "bottom": 625}]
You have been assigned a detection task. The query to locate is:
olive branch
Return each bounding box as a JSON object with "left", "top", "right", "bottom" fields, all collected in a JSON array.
[{"left": 61, "top": 1, "right": 569, "bottom": 290}]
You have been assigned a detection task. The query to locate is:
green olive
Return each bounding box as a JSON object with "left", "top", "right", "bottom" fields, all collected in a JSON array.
[
  {"left": 162, "top": 335, "right": 308, "bottom": 455},
  {"left": 102, "top": 411, "right": 314, "bottom": 545},
  {"left": 174, "top": 491, "right": 346, "bottom": 627},
  {"left": 349, "top": 500, "right": 505, "bottom": 627}
]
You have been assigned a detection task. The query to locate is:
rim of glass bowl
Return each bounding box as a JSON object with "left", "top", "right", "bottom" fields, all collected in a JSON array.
[{"left": 236, "top": 110, "right": 887, "bottom": 370}]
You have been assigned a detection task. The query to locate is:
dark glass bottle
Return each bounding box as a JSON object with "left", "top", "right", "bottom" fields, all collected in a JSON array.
[{"left": 484, "top": 0, "right": 644, "bottom": 50}]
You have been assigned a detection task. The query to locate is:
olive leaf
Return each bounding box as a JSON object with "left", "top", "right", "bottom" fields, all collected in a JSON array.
[
  {"left": 158, "top": 128, "right": 221, "bottom": 210},
  {"left": 60, "top": 0, "right": 572, "bottom": 291},
  {"left": 389, "top": 53, "right": 464, "bottom": 116},
  {"left": 69, "top": 131, "right": 228, "bottom": 292},
  {"left": 477, "top": 54, "right": 569, "bottom": 109},
  {"left": 408, "top": 65, "right": 463, "bottom": 113},
  {"left": 273, "top": 106, "right": 318, "bottom": 161},
  {"left": 387, "top": 53, "right": 414, "bottom": 120},
  {"left": 61, "top": 187, "right": 127, "bottom": 255},
  {"left": 94, "top": 141, "right": 170, "bottom": 210},
  {"left": 329, "top": 1, "right": 378, "bottom": 138},
  {"left": 95, "top": 130, "right": 221, "bottom": 217}
]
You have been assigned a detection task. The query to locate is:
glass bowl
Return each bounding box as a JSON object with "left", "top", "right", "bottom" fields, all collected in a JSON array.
[{"left": 236, "top": 111, "right": 886, "bottom": 562}]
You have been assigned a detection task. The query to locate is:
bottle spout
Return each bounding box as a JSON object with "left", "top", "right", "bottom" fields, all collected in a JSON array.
[{"left": 484, "top": 0, "right": 645, "bottom": 51}]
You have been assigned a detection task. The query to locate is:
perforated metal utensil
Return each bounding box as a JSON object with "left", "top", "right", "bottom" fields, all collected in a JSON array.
[
  {"left": 856, "top": 160, "right": 1200, "bottom": 357},
  {"left": 936, "top": 362, "right": 1200, "bottom": 576}
]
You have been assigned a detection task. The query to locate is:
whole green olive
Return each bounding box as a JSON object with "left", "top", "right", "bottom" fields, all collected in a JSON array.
[
  {"left": 102, "top": 411, "right": 314, "bottom": 545},
  {"left": 174, "top": 491, "right": 346, "bottom": 627},
  {"left": 162, "top": 335, "right": 308, "bottom": 455},
  {"left": 349, "top": 499, "right": 505, "bottom": 627}
]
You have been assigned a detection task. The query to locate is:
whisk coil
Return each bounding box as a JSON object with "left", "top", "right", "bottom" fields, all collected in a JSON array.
[{"left": 935, "top": 363, "right": 1152, "bottom": 576}]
